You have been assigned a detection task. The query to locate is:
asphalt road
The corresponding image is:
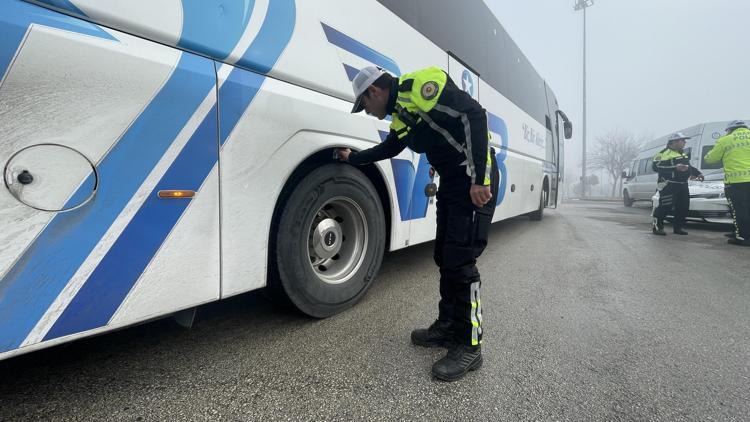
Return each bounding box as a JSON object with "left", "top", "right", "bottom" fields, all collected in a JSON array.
[{"left": 1, "top": 201, "right": 748, "bottom": 421}]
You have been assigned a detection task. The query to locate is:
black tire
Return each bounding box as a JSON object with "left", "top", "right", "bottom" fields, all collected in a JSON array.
[
  {"left": 272, "top": 164, "right": 386, "bottom": 318},
  {"left": 529, "top": 188, "right": 546, "bottom": 221},
  {"left": 623, "top": 190, "right": 634, "bottom": 207}
]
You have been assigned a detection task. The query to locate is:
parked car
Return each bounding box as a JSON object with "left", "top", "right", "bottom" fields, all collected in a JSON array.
[{"left": 650, "top": 171, "right": 732, "bottom": 224}]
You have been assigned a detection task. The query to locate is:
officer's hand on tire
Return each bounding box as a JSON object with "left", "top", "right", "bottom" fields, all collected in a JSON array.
[
  {"left": 335, "top": 148, "right": 351, "bottom": 162},
  {"left": 691, "top": 174, "right": 704, "bottom": 181},
  {"left": 470, "top": 184, "right": 492, "bottom": 208}
]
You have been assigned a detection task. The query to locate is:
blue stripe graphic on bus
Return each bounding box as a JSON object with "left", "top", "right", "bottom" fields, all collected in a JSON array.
[
  {"left": 390, "top": 155, "right": 434, "bottom": 221},
  {"left": 236, "top": 0, "right": 295, "bottom": 74},
  {"left": 390, "top": 154, "right": 441, "bottom": 221},
  {"left": 44, "top": 8, "right": 296, "bottom": 341},
  {"left": 28, "top": 0, "right": 86, "bottom": 18},
  {"left": 46, "top": 105, "right": 220, "bottom": 338},
  {"left": 343, "top": 63, "right": 359, "bottom": 81},
  {"left": 381, "top": 131, "right": 432, "bottom": 221},
  {"left": 321, "top": 23, "right": 400, "bottom": 76},
  {"left": 390, "top": 160, "right": 415, "bottom": 221},
  {"left": 487, "top": 112, "right": 509, "bottom": 205},
  {"left": 0, "top": 53, "right": 215, "bottom": 352},
  {"left": 45, "top": 69, "right": 263, "bottom": 340},
  {"left": 409, "top": 155, "right": 433, "bottom": 219},
  {"left": 178, "top": 0, "right": 256, "bottom": 61},
  {"left": 218, "top": 69, "right": 265, "bottom": 145},
  {"left": 0, "top": 1, "right": 116, "bottom": 81}
]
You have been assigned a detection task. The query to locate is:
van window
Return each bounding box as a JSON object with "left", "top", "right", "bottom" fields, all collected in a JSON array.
[
  {"left": 645, "top": 158, "right": 656, "bottom": 174},
  {"left": 631, "top": 161, "right": 638, "bottom": 177},
  {"left": 701, "top": 145, "right": 722, "bottom": 170},
  {"left": 638, "top": 158, "right": 650, "bottom": 175}
]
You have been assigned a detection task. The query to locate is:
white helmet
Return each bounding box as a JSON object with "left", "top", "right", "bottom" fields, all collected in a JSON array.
[
  {"left": 666, "top": 132, "right": 690, "bottom": 144},
  {"left": 726, "top": 120, "right": 748, "bottom": 133}
]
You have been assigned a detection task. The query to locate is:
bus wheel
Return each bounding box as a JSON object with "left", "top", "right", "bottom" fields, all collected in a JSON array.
[
  {"left": 273, "top": 164, "right": 386, "bottom": 318},
  {"left": 529, "top": 188, "right": 547, "bottom": 221}
]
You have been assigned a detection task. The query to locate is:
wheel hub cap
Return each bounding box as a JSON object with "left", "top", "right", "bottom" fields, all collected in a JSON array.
[{"left": 312, "top": 218, "right": 343, "bottom": 260}]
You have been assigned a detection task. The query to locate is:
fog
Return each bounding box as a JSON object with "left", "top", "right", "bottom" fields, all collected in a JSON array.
[{"left": 485, "top": 0, "right": 749, "bottom": 187}]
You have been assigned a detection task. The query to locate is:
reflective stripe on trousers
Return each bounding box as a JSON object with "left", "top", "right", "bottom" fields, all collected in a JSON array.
[{"left": 470, "top": 281, "right": 482, "bottom": 346}]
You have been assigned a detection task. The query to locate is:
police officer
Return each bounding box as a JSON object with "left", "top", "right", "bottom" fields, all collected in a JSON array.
[
  {"left": 651, "top": 132, "right": 703, "bottom": 235},
  {"left": 336, "top": 66, "right": 498, "bottom": 381},
  {"left": 704, "top": 120, "right": 750, "bottom": 246}
]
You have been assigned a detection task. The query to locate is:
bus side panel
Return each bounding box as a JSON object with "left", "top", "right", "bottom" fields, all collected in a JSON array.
[
  {"left": 219, "top": 0, "right": 460, "bottom": 296},
  {"left": 478, "top": 78, "right": 548, "bottom": 221},
  {"left": 27, "top": 0, "right": 418, "bottom": 109},
  {"left": 497, "top": 154, "right": 544, "bottom": 219},
  {"left": 106, "top": 102, "right": 221, "bottom": 327},
  {"left": 218, "top": 71, "right": 404, "bottom": 297},
  {"left": 0, "top": 2, "right": 220, "bottom": 358}
]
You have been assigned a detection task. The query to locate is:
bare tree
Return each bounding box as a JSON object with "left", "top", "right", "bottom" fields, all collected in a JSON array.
[{"left": 587, "top": 130, "right": 642, "bottom": 198}]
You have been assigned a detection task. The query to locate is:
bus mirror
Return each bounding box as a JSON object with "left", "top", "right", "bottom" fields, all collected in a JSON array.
[
  {"left": 621, "top": 170, "right": 628, "bottom": 179},
  {"left": 555, "top": 110, "right": 573, "bottom": 139}
]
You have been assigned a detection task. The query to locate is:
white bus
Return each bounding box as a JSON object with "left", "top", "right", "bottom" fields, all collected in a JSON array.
[{"left": 0, "top": 0, "right": 572, "bottom": 360}]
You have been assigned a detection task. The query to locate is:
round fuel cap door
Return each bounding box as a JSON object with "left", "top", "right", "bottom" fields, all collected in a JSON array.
[{"left": 3, "top": 143, "right": 98, "bottom": 212}]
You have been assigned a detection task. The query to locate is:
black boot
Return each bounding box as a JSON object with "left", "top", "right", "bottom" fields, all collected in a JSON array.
[
  {"left": 432, "top": 343, "right": 482, "bottom": 382},
  {"left": 411, "top": 320, "right": 453, "bottom": 348},
  {"left": 652, "top": 218, "right": 666, "bottom": 236},
  {"left": 673, "top": 227, "right": 688, "bottom": 235}
]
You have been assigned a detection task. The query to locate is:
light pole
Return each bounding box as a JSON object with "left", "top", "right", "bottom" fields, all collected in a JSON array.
[{"left": 575, "top": 0, "right": 593, "bottom": 198}]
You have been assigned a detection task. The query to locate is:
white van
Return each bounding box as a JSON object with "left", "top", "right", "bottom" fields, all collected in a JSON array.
[{"left": 622, "top": 120, "right": 747, "bottom": 223}]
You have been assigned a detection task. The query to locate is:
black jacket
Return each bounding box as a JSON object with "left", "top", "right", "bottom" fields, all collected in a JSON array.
[
  {"left": 349, "top": 71, "right": 489, "bottom": 186},
  {"left": 652, "top": 148, "right": 702, "bottom": 183}
]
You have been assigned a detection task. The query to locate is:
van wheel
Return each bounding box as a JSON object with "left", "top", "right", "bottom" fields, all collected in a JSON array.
[
  {"left": 529, "top": 188, "right": 547, "bottom": 221},
  {"left": 623, "top": 190, "right": 633, "bottom": 207},
  {"left": 272, "top": 164, "right": 385, "bottom": 318}
]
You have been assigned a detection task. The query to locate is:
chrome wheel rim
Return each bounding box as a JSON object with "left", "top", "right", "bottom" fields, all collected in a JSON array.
[{"left": 307, "top": 197, "right": 368, "bottom": 284}]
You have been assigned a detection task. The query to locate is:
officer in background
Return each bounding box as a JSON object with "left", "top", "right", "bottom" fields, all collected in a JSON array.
[
  {"left": 651, "top": 132, "right": 703, "bottom": 235},
  {"left": 336, "top": 66, "right": 499, "bottom": 381},
  {"left": 704, "top": 120, "right": 750, "bottom": 246}
]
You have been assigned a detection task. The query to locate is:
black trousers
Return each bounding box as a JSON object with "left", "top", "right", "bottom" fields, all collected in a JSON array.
[
  {"left": 433, "top": 156, "right": 499, "bottom": 346},
  {"left": 653, "top": 182, "right": 690, "bottom": 228},
  {"left": 726, "top": 182, "right": 750, "bottom": 240}
]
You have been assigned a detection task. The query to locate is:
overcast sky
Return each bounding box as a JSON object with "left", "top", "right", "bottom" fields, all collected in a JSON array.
[{"left": 484, "top": 0, "right": 749, "bottom": 177}]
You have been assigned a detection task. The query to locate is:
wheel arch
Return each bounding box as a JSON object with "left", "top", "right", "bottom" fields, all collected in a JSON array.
[{"left": 266, "top": 148, "right": 393, "bottom": 284}]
